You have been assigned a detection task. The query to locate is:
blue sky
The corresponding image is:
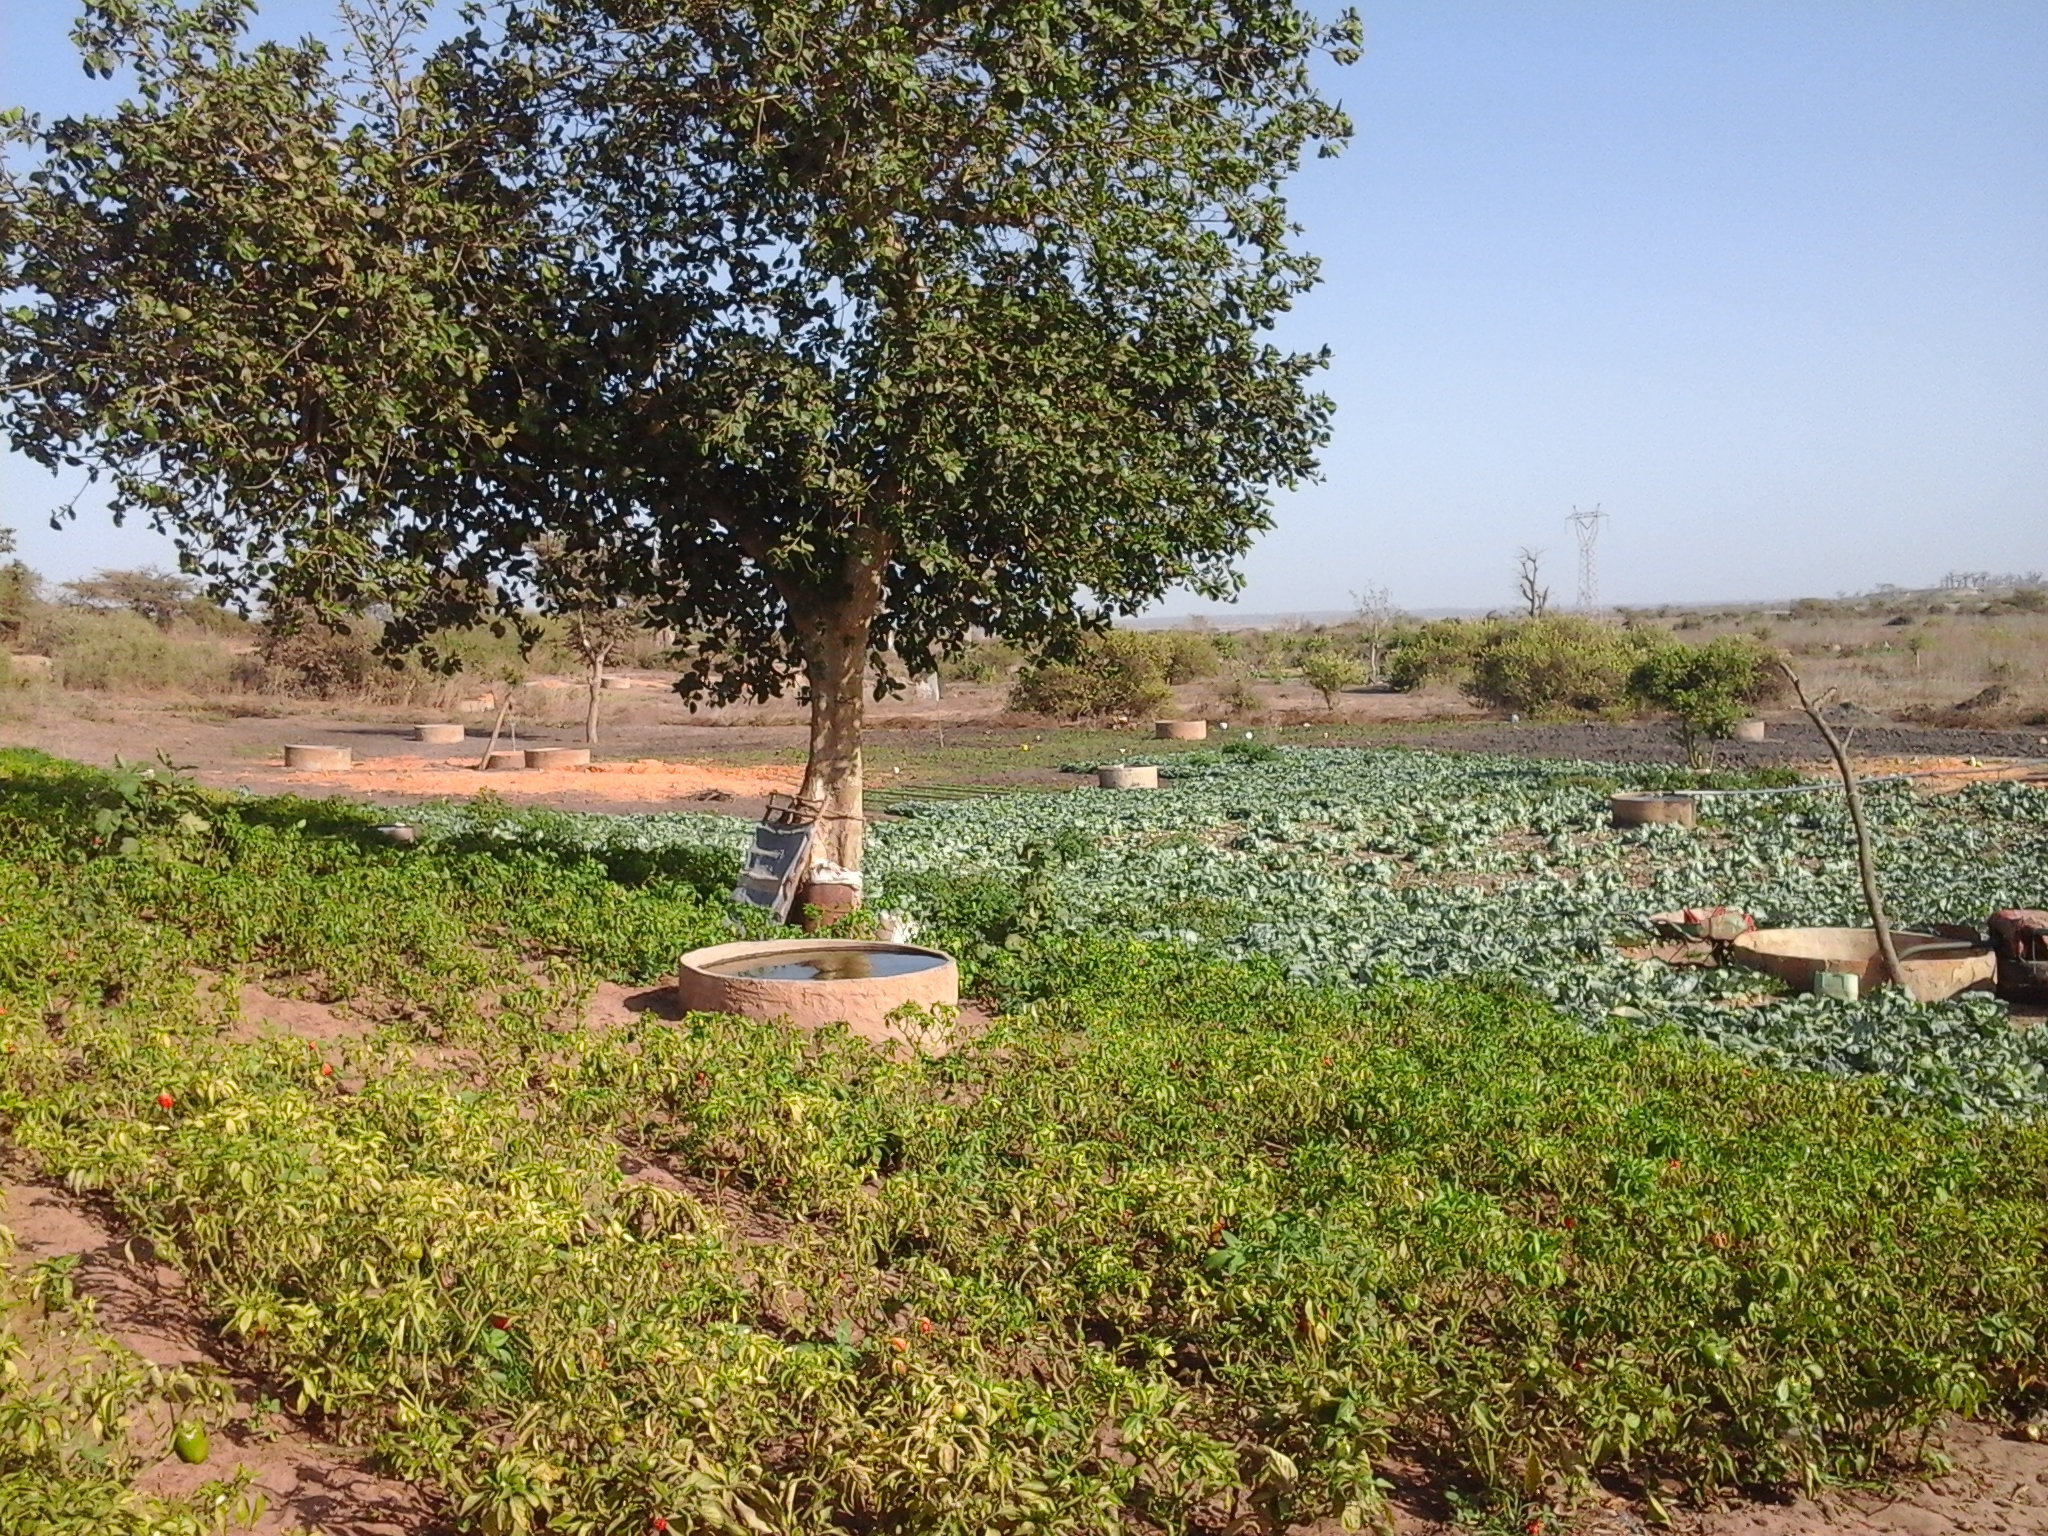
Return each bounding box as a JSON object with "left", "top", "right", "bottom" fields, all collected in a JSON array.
[{"left": 4, "top": 1, "right": 2044, "bottom": 613}]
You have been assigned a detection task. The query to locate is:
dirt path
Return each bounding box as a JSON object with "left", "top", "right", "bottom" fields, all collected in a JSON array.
[
  {"left": 259, "top": 752, "right": 805, "bottom": 814},
  {"left": 1681, "top": 1424, "right": 2048, "bottom": 1536}
]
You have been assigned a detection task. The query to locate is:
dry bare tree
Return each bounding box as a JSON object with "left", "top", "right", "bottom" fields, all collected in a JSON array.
[
  {"left": 532, "top": 537, "right": 653, "bottom": 745},
  {"left": 1351, "top": 584, "right": 1397, "bottom": 683},
  {"left": 1515, "top": 548, "right": 1550, "bottom": 618}
]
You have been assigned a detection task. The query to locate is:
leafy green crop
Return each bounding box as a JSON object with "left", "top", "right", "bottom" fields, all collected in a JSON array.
[
  {"left": 404, "top": 747, "right": 2048, "bottom": 1118},
  {"left": 1, "top": 749, "right": 2044, "bottom": 1533}
]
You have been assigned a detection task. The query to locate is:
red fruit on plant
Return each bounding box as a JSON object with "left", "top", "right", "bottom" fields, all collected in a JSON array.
[
  {"left": 888, "top": 1337, "right": 908, "bottom": 1352},
  {"left": 651, "top": 1519, "right": 668, "bottom": 1532},
  {"left": 918, "top": 1318, "right": 932, "bottom": 1335},
  {"left": 157, "top": 1092, "right": 174, "bottom": 1109},
  {"left": 320, "top": 1063, "right": 334, "bottom": 1077},
  {"left": 489, "top": 1314, "right": 512, "bottom": 1331}
]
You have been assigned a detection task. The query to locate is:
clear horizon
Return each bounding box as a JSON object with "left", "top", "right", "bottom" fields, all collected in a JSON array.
[{"left": 4, "top": 1, "right": 2043, "bottom": 613}]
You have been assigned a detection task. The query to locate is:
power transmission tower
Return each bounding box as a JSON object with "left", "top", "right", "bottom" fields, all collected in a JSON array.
[{"left": 1567, "top": 505, "right": 1607, "bottom": 611}]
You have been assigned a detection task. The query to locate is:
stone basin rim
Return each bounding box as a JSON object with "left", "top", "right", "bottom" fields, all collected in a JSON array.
[{"left": 679, "top": 938, "right": 955, "bottom": 981}]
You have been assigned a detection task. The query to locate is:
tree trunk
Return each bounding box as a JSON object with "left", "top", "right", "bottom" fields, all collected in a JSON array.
[
  {"left": 584, "top": 655, "right": 602, "bottom": 745},
  {"left": 1778, "top": 660, "right": 1909, "bottom": 995},
  {"left": 798, "top": 602, "right": 873, "bottom": 874}
]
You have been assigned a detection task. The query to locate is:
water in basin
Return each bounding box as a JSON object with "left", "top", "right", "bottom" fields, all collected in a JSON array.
[{"left": 703, "top": 948, "right": 947, "bottom": 982}]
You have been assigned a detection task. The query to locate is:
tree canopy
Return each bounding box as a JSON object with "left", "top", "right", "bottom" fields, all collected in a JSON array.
[{"left": 3, "top": 0, "right": 1358, "bottom": 868}]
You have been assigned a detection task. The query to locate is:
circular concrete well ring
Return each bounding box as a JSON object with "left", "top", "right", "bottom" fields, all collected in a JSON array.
[
  {"left": 1733, "top": 720, "right": 1767, "bottom": 743},
  {"left": 1154, "top": 720, "right": 1207, "bottom": 741},
  {"left": 1727, "top": 925, "right": 1995, "bottom": 1002},
  {"left": 483, "top": 751, "right": 527, "bottom": 771},
  {"left": 413, "top": 723, "right": 466, "bottom": 744},
  {"left": 1098, "top": 764, "right": 1160, "bottom": 790},
  {"left": 1611, "top": 792, "right": 1696, "bottom": 828},
  {"left": 524, "top": 747, "right": 591, "bottom": 770},
  {"left": 283, "top": 744, "right": 352, "bottom": 771},
  {"left": 676, "top": 939, "right": 960, "bottom": 1051}
]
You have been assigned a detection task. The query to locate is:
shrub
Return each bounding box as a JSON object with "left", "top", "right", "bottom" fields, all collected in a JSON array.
[
  {"left": 938, "top": 638, "right": 1022, "bottom": 684},
  {"left": 1008, "top": 631, "right": 1169, "bottom": 719},
  {"left": 1299, "top": 649, "right": 1364, "bottom": 708},
  {"left": 1159, "top": 630, "right": 1221, "bottom": 684},
  {"left": 0, "top": 552, "right": 36, "bottom": 643},
  {"left": 1463, "top": 616, "right": 1643, "bottom": 716},
  {"left": 1629, "top": 635, "right": 1779, "bottom": 765},
  {"left": 38, "top": 609, "right": 238, "bottom": 693},
  {"left": 251, "top": 618, "right": 389, "bottom": 699},
  {"left": 1383, "top": 618, "right": 1501, "bottom": 692}
]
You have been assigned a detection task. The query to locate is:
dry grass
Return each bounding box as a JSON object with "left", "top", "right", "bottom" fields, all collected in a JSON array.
[{"left": 1650, "top": 606, "right": 2048, "bottom": 724}]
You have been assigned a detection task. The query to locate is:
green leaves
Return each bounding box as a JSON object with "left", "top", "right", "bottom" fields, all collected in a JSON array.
[{"left": 2, "top": 752, "right": 2046, "bottom": 1526}]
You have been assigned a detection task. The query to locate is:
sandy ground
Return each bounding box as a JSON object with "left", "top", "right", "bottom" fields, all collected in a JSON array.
[
  {"left": 8, "top": 679, "right": 2046, "bottom": 822},
  {"left": 264, "top": 752, "right": 805, "bottom": 812}
]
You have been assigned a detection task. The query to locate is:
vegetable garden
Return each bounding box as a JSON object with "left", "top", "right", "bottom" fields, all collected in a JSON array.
[{"left": 2, "top": 746, "right": 2044, "bottom": 1533}]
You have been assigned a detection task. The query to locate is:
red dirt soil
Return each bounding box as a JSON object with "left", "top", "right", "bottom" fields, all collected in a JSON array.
[{"left": 260, "top": 753, "right": 803, "bottom": 809}]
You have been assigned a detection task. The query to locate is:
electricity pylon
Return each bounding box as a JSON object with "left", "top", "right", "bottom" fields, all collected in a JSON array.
[{"left": 1567, "top": 505, "right": 1607, "bottom": 612}]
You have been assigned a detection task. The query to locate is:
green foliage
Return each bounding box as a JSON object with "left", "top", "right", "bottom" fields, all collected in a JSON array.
[
  {"left": 58, "top": 567, "right": 216, "bottom": 631},
  {"left": 843, "top": 747, "right": 2048, "bottom": 1119},
  {"left": 935, "top": 638, "right": 1022, "bottom": 684},
  {"left": 1008, "top": 631, "right": 1171, "bottom": 719},
  {"left": 1629, "top": 636, "right": 1779, "bottom": 766},
  {"left": 0, "top": 1, "right": 513, "bottom": 610},
  {"left": 1159, "top": 630, "right": 1223, "bottom": 685},
  {"left": 84, "top": 754, "right": 220, "bottom": 863},
  {"left": 32, "top": 608, "right": 238, "bottom": 694},
  {"left": 1383, "top": 617, "right": 1503, "bottom": 691},
  {"left": 0, "top": 1226, "right": 255, "bottom": 1533},
  {"left": 1465, "top": 617, "right": 1648, "bottom": 717},
  {"left": 3, "top": 0, "right": 1362, "bottom": 867},
  {"left": 0, "top": 524, "right": 35, "bottom": 643},
  {"left": 0, "top": 754, "right": 2044, "bottom": 1530},
  {"left": 1299, "top": 648, "right": 1365, "bottom": 707}
]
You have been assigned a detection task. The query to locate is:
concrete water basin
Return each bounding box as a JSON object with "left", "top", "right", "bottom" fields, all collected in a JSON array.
[
  {"left": 676, "top": 939, "right": 960, "bottom": 1048},
  {"left": 1727, "top": 925, "right": 1996, "bottom": 1002}
]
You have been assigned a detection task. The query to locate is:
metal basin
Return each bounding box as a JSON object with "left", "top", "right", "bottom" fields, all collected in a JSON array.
[
  {"left": 1727, "top": 925, "right": 1996, "bottom": 1001},
  {"left": 676, "top": 939, "right": 960, "bottom": 1049}
]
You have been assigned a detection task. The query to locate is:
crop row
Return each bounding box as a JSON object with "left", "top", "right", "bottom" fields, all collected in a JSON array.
[
  {"left": 412, "top": 748, "right": 2048, "bottom": 1118},
  {"left": 2, "top": 750, "right": 2044, "bottom": 1533}
]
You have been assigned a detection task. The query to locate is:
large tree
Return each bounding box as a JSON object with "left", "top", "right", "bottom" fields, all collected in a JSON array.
[{"left": 4, "top": 0, "right": 1357, "bottom": 872}]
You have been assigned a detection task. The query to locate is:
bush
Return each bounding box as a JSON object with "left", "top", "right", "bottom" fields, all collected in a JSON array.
[
  {"left": 35, "top": 609, "right": 238, "bottom": 693},
  {"left": 1628, "top": 635, "right": 1779, "bottom": 765},
  {"left": 1008, "top": 631, "right": 1169, "bottom": 719},
  {"left": 1159, "top": 630, "right": 1221, "bottom": 684},
  {"left": 1299, "top": 649, "right": 1364, "bottom": 708},
  {"left": 1464, "top": 616, "right": 1644, "bottom": 716},
  {"left": 938, "top": 638, "right": 1023, "bottom": 684},
  {"left": 251, "top": 619, "right": 388, "bottom": 699},
  {"left": 1383, "top": 618, "right": 1501, "bottom": 692}
]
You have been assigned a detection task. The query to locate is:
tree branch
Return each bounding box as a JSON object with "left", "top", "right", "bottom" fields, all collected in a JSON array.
[{"left": 1777, "top": 658, "right": 1910, "bottom": 997}]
